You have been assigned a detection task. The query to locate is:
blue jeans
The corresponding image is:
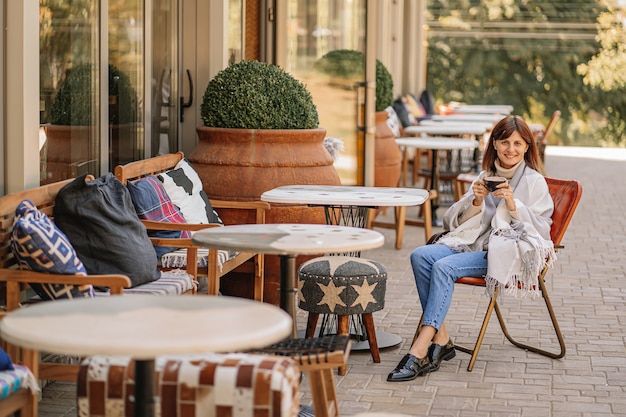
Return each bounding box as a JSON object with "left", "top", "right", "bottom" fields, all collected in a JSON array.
[{"left": 410, "top": 244, "right": 488, "bottom": 331}]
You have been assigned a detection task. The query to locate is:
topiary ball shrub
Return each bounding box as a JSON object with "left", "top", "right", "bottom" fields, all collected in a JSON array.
[
  {"left": 201, "top": 60, "right": 319, "bottom": 130},
  {"left": 314, "top": 49, "right": 394, "bottom": 112},
  {"left": 50, "top": 64, "right": 137, "bottom": 126}
]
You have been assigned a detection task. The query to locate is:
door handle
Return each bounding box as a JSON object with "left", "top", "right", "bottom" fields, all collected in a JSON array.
[{"left": 179, "top": 69, "right": 193, "bottom": 122}]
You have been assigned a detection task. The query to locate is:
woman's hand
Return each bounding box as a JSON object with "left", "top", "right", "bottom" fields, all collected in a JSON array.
[
  {"left": 492, "top": 182, "right": 516, "bottom": 210},
  {"left": 472, "top": 179, "right": 489, "bottom": 206}
]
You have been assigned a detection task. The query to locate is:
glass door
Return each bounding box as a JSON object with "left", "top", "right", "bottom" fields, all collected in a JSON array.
[{"left": 285, "top": 0, "right": 367, "bottom": 185}]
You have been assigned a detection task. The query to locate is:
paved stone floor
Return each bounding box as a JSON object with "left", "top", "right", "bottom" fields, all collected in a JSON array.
[{"left": 37, "top": 147, "right": 626, "bottom": 417}]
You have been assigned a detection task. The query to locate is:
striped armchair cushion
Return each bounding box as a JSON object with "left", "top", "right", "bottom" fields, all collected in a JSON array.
[
  {"left": 0, "top": 365, "right": 39, "bottom": 400},
  {"left": 160, "top": 248, "right": 238, "bottom": 270},
  {"left": 123, "top": 269, "right": 195, "bottom": 295},
  {"left": 77, "top": 353, "right": 300, "bottom": 417}
]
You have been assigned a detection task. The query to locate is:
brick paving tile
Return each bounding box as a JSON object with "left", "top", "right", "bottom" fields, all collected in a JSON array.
[{"left": 36, "top": 147, "right": 626, "bottom": 417}]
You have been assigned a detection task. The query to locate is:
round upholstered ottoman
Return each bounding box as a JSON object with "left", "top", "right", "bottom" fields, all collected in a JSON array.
[{"left": 298, "top": 256, "right": 387, "bottom": 372}]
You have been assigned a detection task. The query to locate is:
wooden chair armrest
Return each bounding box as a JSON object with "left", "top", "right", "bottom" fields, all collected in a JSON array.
[
  {"left": 141, "top": 220, "right": 221, "bottom": 232},
  {"left": 209, "top": 200, "right": 271, "bottom": 211},
  {"left": 0, "top": 269, "right": 131, "bottom": 288},
  {"left": 0, "top": 269, "right": 131, "bottom": 310}
]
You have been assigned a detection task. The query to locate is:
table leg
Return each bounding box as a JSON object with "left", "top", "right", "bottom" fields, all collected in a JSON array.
[
  {"left": 134, "top": 359, "right": 157, "bottom": 417},
  {"left": 279, "top": 254, "right": 298, "bottom": 338},
  {"left": 430, "top": 149, "right": 443, "bottom": 227}
]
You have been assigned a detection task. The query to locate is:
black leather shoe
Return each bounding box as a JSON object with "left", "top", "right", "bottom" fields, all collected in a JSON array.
[
  {"left": 429, "top": 339, "right": 456, "bottom": 372},
  {"left": 387, "top": 353, "right": 436, "bottom": 382}
]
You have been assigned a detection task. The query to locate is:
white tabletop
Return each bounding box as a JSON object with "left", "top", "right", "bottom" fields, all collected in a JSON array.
[
  {"left": 192, "top": 223, "right": 385, "bottom": 255},
  {"left": 431, "top": 114, "right": 505, "bottom": 123},
  {"left": 418, "top": 120, "right": 495, "bottom": 130},
  {"left": 261, "top": 185, "right": 429, "bottom": 207},
  {"left": 452, "top": 104, "right": 513, "bottom": 114},
  {"left": 0, "top": 295, "right": 292, "bottom": 360},
  {"left": 395, "top": 136, "right": 479, "bottom": 151},
  {"left": 404, "top": 124, "right": 487, "bottom": 136}
]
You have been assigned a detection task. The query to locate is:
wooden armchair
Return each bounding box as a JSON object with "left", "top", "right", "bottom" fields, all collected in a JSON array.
[{"left": 115, "top": 152, "right": 270, "bottom": 301}]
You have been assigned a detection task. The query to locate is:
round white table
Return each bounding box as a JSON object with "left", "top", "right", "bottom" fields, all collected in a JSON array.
[
  {"left": 404, "top": 124, "right": 487, "bottom": 137},
  {"left": 396, "top": 137, "right": 479, "bottom": 225},
  {"left": 261, "top": 185, "right": 429, "bottom": 239},
  {"left": 450, "top": 104, "right": 513, "bottom": 114},
  {"left": 0, "top": 295, "right": 292, "bottom": 417},
  {"left": 431, "top": 113, "right": 505, "bottom": 123},
  {"left": 192, "top": 223, "right": 385, "bottom": 337},
  {"left": 418, "top": 120, "right": 495, "bottom": 131},
  {"left": 261, "top": 184, "right": 428, "bottom": 208}
]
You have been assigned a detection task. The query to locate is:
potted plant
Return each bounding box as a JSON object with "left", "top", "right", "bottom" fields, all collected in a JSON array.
[
  {"left": 43, "top": 64, "right": 138, "bottom": 184},
  {"left": 314, "top": 49, "right": 402, "bottom": 187},
  {"left": 188, "top": 60, "right": 341, "bottom": 305}
]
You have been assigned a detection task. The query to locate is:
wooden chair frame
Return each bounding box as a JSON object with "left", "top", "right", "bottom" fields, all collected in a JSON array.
[
  {"left": 0, "top": 387, "right": 37, "bottom": 417},
  {"left": 115, "top": 152, "right": 270, "bottom": 301},
  {"left": 415, "top": 177, "right": 582, "bottom": 371}
]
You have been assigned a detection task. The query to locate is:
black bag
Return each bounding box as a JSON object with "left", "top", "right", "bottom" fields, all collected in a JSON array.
[{"left": 54, "top": 173, "right": 160, "bottom": 287}]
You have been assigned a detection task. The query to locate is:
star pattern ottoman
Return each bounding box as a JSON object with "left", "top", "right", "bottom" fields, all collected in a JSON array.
[{"left": 298, "top": 256, "right": 387, "bottom": 374}]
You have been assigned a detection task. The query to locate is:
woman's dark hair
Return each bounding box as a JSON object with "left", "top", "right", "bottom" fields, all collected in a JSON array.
[{"left": 482, "top": 115, "right": 542, "bottom": 172}]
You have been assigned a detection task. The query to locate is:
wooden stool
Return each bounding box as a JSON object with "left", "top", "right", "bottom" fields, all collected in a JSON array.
[
  {"left": 253, "top": 335, "right": 351, "bottom": 417},
  {"left": 298, "top": 256, "right": 387, "bottom": 375}
]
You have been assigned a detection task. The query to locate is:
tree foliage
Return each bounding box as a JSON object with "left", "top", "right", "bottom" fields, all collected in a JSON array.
[
  {"left": 577, "top": 3, "right": 626, "bottom": 91},
  {"left": 426, "top": 0, "right": 625, "bottom": 146}
]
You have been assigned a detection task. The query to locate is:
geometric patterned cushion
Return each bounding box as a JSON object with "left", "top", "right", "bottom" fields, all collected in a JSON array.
[
  {"left": 126, "top": 175, "right": 191, "bottom": 259},
  {"left": 10, "top": 199, "right": 94, "bottom": 300},
  {"left": 298, "top": 256, "right": 387, "bottom": 315},
  {"left": 0, "top": 364, "right": 40, "bottom": 400},
  {"left": 77, "top": 353, "right": 300, "bottom": 417},
  {"left": 157, "top": 158, "right": 223, "bottom": 225}
]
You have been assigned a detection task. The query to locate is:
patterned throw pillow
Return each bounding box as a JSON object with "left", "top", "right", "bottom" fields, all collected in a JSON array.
[
  {"left": 384, "top": 106, "right": 402, "bottom": 137},
  {"left": 126, "top": 175, "right": 191, "bottom": 259},
  {"left": 157, "top": 158, "right": 223, "bottom": 225},
  {"left": 10, "top": 200, "right": 94, "bottom": 300}
]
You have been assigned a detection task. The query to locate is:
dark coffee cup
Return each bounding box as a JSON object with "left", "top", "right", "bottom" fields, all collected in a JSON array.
[{"left": 484, "top": 176, "right": 506, "bottom": 192}]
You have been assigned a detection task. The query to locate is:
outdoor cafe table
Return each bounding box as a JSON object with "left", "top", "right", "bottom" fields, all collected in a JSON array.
[
  {"left": 192, "top": 223, "right": 385, "bottom": 338},
  {"left": 404, "top": 124, "right": 487, "bottom": 138},
  {"left": 260, "top": 184, "right": 429, "bottom": 241},
  {"left": 431, "top": 113, "right": 505, "bottom": 124},
  {"left": 396, "top": 136, "right": 478, "bottom": 226},
  {"left": 0, "top": 294, "right": 292, "bottom": 417},
  {"left": 261, "top": 185, "right": 429, "bottom": 349},
  {"left": 418, "top": 119, "right": 495, "bottom": 132},
  {"left": 451, "top": 104, "right": 513, "bottom": 114}
]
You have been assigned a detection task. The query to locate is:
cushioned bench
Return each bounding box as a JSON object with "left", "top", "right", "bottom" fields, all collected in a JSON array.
[{"left": 77, "top": 353, "right": 300, "bottom": 417}]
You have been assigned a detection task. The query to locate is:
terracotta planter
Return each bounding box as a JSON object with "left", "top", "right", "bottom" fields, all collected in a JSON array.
[
  {"left": 374, "top": 111, "right": 402, "bottom": 187},
  {"left": 189, "top": 126, "right": 342, "bottom": 305}
]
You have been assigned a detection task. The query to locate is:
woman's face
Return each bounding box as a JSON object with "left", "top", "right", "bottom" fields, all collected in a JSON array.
[{"left": 493, "top": 131, "right": 529, "bottom": 169}]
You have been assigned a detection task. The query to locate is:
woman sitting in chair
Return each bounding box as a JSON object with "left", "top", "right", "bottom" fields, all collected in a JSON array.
[{"left": 388, "top": 115, "right": 555, "bottom": 382}]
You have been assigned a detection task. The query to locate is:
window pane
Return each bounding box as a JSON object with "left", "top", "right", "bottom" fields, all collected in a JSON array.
[
  {"left": 286, "top": 0, "right": 366, "bottom": 185},
  {"left": 109, "top": 0, "right": 143, "bottom": 167},
  {"left": 40, "top": 0, "right": 100, "bottom": 185}
]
